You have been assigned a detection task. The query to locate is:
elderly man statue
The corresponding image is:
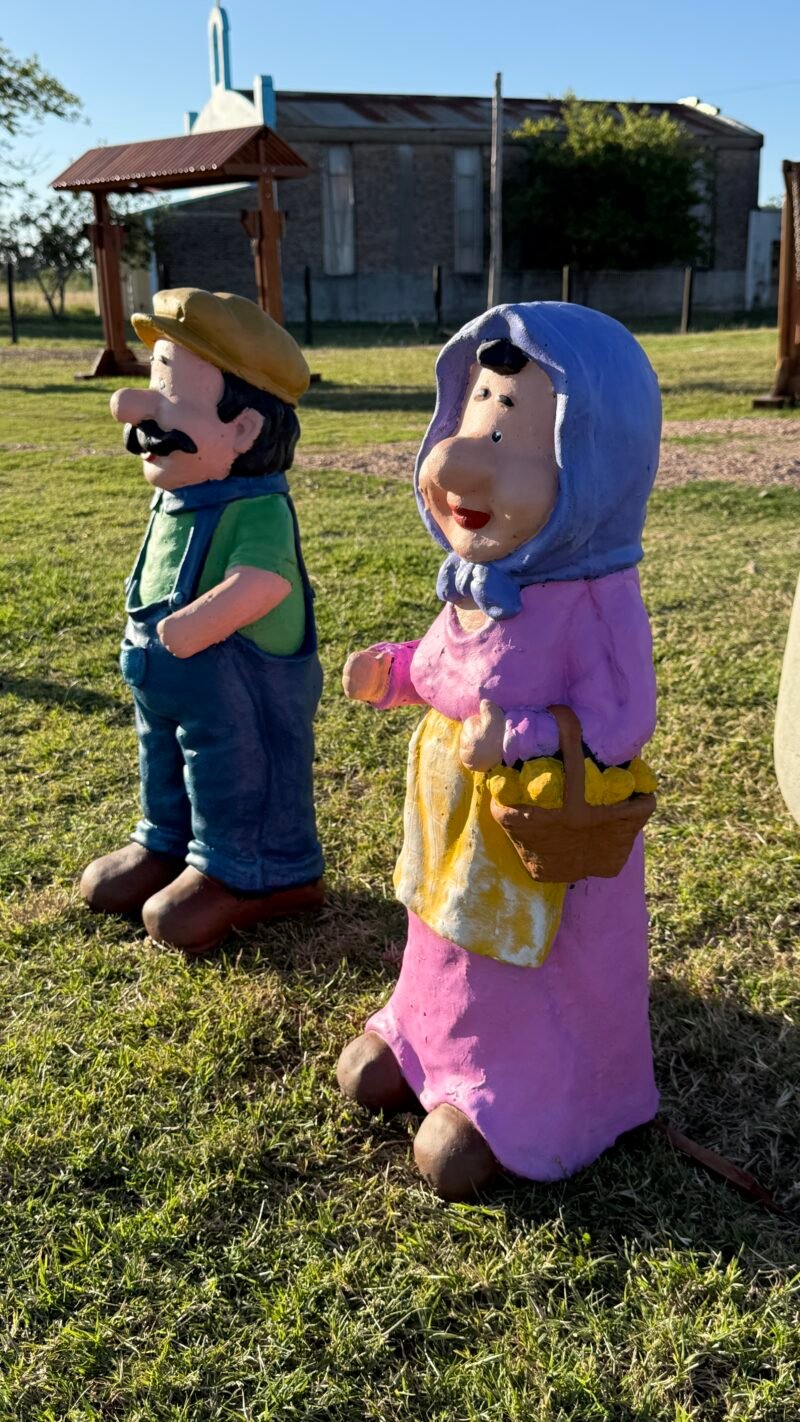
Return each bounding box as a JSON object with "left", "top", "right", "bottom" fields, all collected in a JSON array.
[{"left": 81, "top": 288, "right": 324, "bottom": 954}]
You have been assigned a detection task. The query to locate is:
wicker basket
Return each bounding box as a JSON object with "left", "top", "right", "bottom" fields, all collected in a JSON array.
[{"left": 490, "top": 705, "right": 656, "bottom": 883}]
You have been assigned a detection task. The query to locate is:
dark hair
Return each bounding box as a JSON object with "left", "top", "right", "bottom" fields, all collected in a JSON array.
[
  {"left": 477, "top": 338, "right": 529, "bottom": 376},
  {"left": 217, "top": 369, "right": 301, "bottom": 476}
]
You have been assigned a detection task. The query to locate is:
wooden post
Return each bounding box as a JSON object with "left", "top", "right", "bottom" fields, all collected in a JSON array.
[
  {"left": 775, "top": 162, "right": 800, "bottom": 398},
  {"left": 248, "top": 138, "right": 285, "bottom": 323},
  {"left": 92, "top": 193, "right": 128, "bottom": 360},
  {"left": 6, "top": 262, "right": 18, "bottom": 343},
  {"left": 433, "top": 263, "right": 443, "bottom": 330},
  {"left": 776, "top": 176, "right": 794, "bottom": 370},
  {"left": 488, "top": 72, "right": 503, "bottom": 309},
  {"left": 680, "top": 266, "right": 694, "bottom": 334},
  {"left": 304, "top": 264, "right": 313, "bottom": 347},
  {"left": 561, "top": 264, "right": 572, "bottom": 303},
  {"left": 754, "top": 162, "right": 800, "bottom": 407},
  {"left": 80, "top": 192, "right": 144, "bottom": 378}
]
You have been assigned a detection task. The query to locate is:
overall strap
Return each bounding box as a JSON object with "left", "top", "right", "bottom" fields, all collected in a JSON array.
[
  {"left": 167, "top": 503, "right": 227, "bottom": 612},
  {"left": 284, "top": 494, "right": 318, "bottom": 654},
  {"left": 124, "top": 500, "right": 159, "bottom": 603}
]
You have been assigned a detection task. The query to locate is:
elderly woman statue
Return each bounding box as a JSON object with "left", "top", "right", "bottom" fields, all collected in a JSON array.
[{"left": 337, "top": 303, "right": 662, "bottom": 1199}]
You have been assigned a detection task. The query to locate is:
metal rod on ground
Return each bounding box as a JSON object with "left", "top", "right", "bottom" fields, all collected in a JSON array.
[
  {"left": 304, "top": 264, "right": 313, "bottom": 347},
  {"left": 6, "top": 262, "right": 18, "bottom": 343},
  {"left": 561, "top": 264, "right": 572, "bottom": 303},
  {"left": 433, "top": 263, "right": 443, "bottom": 331},
  {"left": 488, "top": 71, "right": 503, "bottom": 309},
  {"left": 680, "top": 266, "right": 694, "bottom": 334}
]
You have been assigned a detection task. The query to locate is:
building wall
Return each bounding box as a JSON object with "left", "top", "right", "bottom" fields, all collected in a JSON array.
[
  {"left": 745, "top": 208, "right": 782, "bottom": 309},
  {"left": 154, "top": 132, "right": 758, "bottom": 323},
  {"left": 155, "top": 192, "right": 258, "bottom": 297},
  {"left": 279, "top": 267, "right": 747, "bottom": 324},
  {"left": 712, "top": 147, "right": 760, "bottom": 268},
  {"left": 282, "top": 141, "right": 471, "bottom": 279}
]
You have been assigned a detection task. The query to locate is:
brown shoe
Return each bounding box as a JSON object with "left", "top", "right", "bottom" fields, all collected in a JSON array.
[
  {"left": 141, "top": 866, "right": 325, "bottom": 956},
  {"left": 80, "top": 842, "right": 184, "bottom": 916},
  {"left": 413, "top": 1104, "right": 498, "bottom": 1201},
  {"left": 336, "top": 1032, "right": 420, "bottom": 1114}
]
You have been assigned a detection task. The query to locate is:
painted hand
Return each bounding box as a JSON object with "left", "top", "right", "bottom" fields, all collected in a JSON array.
[
  {"left": 342, "top": 648, "right": 392, "bottom": 703},
  {"left": 460, "top": 699, "right": 506, "bottom": 770},
  {"left": 156, "top": 614, "right": 196, "bottom": 659}
]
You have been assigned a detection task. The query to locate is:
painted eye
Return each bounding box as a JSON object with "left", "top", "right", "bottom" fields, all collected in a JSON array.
[
  {"left": 491, "top": 430, "right": 503, "bottom": 443},
  {"left": 474, "top": 387, "right": 491, "bottom": 401}
]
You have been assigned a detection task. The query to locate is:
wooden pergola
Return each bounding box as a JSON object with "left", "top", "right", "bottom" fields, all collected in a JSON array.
[
  {"left": 755, "top": 160, "right": 800, "bottom": 408},
  {"left": 51, "top": 126, "right": 309, "bottom": 378}
]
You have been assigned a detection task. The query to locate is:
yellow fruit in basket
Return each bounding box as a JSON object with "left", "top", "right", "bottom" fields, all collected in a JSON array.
[
  {"left": 488, "top": 753, "right": 656, "bottom": 811},
  {"left": 520, "top": 757, "right": 565, "bottom": 808},
  {"left": 599, "top": 766, "right": 636, "bottom": 805},
  {"left": 583, "top": 758, "right": 606, "bottom": 805},
  {"left": 583, "top": 759, "right": 636, "bottom": 806},
  {"left": 629, "top": 756, "right": 658, "bottom": 794},
  {"left": 486, "top": 766, "right": 524, "bottom": 806}
]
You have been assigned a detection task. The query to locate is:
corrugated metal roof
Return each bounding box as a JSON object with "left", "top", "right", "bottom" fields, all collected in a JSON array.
[
  {"left": 273, "top": 91, "right": 761, "bottom": 143},
  {"left": 51, "top": 126, "right": 308, "bottom": 192}
]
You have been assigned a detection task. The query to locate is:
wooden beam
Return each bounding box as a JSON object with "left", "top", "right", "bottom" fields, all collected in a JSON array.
[
  {"left": 223, "top": 162, "right": 308, "bottom": 180},
  {"left": 754, "top": 161, "right": 800, "bottom": 407},
  {"left": 240, "top": 144, "right": 286, "bottom": 323},
  {"left": 80, "top": 193, "right": 146, "bottom": 378}
]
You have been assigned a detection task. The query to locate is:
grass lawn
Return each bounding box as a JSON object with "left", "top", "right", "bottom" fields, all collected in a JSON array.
[{"left": 0, "top": 317, "right": 799, "bottom": 1418}]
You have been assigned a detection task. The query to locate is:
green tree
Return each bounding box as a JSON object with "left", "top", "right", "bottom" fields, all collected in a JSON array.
[
  {"left": 0, "top": 39, "right": 81, "bottom": 184},
  {"left": 0, "top": 194, "right": 154, "bottom": 319},
  {"left": 1, "top": 194, "right": 89, "bottom": 317},
  {"left": 505, "top": 94, "right": 710, "bottom": 273}
]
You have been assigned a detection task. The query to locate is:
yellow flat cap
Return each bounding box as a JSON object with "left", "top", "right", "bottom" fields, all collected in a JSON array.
[{"left": 132, "top": 288, "right": 310, "bottom": 406}]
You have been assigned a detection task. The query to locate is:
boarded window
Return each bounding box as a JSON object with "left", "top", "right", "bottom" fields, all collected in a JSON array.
[
  {"left": 454, "top": 148, "right": 483, "bottom": 273},
  {"left": 322, "top": 146, "right": 355, "bottom": 276}
]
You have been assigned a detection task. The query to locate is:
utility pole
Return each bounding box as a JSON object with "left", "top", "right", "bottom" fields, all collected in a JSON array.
[{"left": 488, "top": 71, "right": 503, "bottom": 309}]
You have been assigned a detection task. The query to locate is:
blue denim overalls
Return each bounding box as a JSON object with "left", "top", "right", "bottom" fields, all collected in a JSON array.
[{"left": 119, "top": 473, "right": 323, "bottom": 893}]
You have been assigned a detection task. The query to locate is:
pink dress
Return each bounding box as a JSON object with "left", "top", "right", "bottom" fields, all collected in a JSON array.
[{"left": 366, "top": 569, "right": 660, "bottom": 1181}]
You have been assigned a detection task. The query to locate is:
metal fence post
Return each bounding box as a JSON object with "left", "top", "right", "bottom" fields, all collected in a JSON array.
[
  {"left": 680, "top": 266, "right": 694, "bottom": 334},
  {"left": 433, "top": 263, "right": 443, "bottom": 330},
  {"left": 303, "top": 264, "right": 313, "bottom": 347},
  {"left": 6, "top": 262, "right": 18, "bottom": 344}
]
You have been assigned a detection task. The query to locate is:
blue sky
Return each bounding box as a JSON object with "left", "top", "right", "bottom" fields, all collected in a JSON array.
[{"left": 3, "top": 0, "right": 797, "bottom": 206}]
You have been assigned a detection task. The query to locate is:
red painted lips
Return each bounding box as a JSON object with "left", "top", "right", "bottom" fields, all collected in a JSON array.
[{"left": 450, "top": 505, "right": 491, "bottom": 530}]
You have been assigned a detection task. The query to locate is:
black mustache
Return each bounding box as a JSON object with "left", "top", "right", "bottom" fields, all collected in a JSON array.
[{"left": 124, "top": 420, "right": 199, "bottom": 458}]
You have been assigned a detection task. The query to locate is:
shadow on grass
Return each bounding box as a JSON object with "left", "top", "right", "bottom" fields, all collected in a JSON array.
[
  {"left": 498, "top": 975, "right": 800, "bottom": 1258},
  {"left": 286, "top": 322, "right": 442, "bottom": 349},
  {"left": 629, "top": 307, "right": 778, "bottom": 336},
  {"left": 302, "top": 384, "right": 434, "bottom": 413},
  {"left": 183, "top": 887, "right": 407, "bottom": 992},
  {"left": 658, "top": 380, "right": 762, "bottom": 395},
  {"left": 0, "top": 674, "right": 129, "bottom": 720},
  {"left": 56, "top": 882, "right": 800, "bottom": 1254},
  {"left": 0, "top": 382, "right": 104, "bottom": 397},
  {"left": 202, "top": 904, "right": 800, "bottom": 1237},
  {"left": 0, "top": 311, "right": 103, "bottom": 344}
]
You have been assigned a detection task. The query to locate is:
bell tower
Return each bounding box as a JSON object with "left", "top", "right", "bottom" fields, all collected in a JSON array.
[
  {"left": 185, "top": 2, "right": 276, "bottom": 133},
  {"left": 209, "top": 2, "right": 232, "bottom": 91}
]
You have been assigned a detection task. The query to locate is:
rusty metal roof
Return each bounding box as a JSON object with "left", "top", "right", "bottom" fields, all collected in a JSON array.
[
  {"left": 51, "top": 126, "right": 308, "bottom": 193},
  {"left": 273, "top": 91, "right": 762, "bottom": 145}
]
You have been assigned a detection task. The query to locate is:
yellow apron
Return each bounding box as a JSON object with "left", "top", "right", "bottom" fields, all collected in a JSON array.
[{"left": 394, "top": 710, "right": 566, "bottom": 969}]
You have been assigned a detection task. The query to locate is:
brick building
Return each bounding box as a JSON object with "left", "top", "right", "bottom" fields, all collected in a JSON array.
[{"left": 153, "top": 2, "right": 764, "bottom": 323}]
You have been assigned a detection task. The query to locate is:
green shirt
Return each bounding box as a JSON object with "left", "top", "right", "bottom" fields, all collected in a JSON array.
[{"left": 137, "top": 495, "right": 305, "bottom": 655}]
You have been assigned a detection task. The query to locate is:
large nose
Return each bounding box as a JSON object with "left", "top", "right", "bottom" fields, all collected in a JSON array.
[
  {"left": 109, "top": 386, "right": 162, "bottom": 425},
  {"left": 421, "top": 435, "right": 491, "bottom": 495}
]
